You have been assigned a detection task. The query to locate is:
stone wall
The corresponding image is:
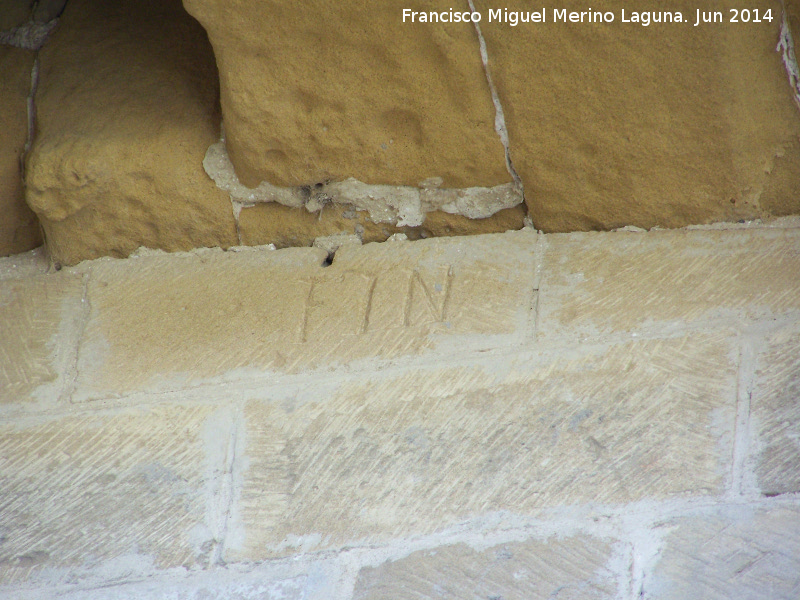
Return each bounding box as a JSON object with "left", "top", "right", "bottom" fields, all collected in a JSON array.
[
  {"left": 1, "top": 221, "right": 799, "bottom": 598},
  {"left": 3, "top": 0, "right": 800, "bottom": 263}
]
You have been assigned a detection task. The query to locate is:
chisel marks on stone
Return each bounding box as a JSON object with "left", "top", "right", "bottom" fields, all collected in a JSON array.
[
  {"left": 354, "top": 537, "right": 617, "bottom": 600},
  {"left": 748, "top": 325, "right": 800, "bottom": 496},
  {"left": 0, "top": 405, "right": 213, "bottom": 583},
  {"left": 0, "top": 274, "right": 81, "bottom": 404},
  {"left": 539, "top": 228, "right": 800, "bottom": 338},
  {"left": 644, "top": 506, "right": 800, "bottom": 600},
  {"left": 232, "top": 333, "right": 736, "bottom": 561}
]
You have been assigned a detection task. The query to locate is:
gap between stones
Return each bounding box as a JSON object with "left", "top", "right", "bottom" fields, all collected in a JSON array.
[
  {"left": 467, "top": 0, "right": 523, "bottom": 192},
  {"left": 729, "top": 334, "right": 761, "bottom": 500}
]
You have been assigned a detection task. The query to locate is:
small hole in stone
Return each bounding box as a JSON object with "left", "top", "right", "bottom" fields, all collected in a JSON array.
[{"left": 322, "top": 252, "right": 334, "bottom": 267}]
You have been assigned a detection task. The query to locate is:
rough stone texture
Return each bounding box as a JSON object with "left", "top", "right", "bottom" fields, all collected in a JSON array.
[
  {"left": 0, "top": 0, "right": 66, "bottom": 29},
  {"left": 230, "top": 332, "right": 735, "bottom": 561},
  {"left": 476, "top": 0, "right": 800, "bottom": 232},
  {"left": 645, "top": 506, "right": 800, "bottom": 600},
  {"left": 353, "top": 537, "right": 619, "bottom": 600},
  {"left": 239, "top": 201, "right": 527, "bottom": 248},
  {"left": 538, "top": 228, "right": 800, "bottom": 339},
  {"left": 1, "top": 224, "right": 799, "bottom": 598},
  {"left": 0, "top": 46, "right": 41, "bottom": 257},
  {"left": 749, "top": 324, "right": 800, "bottom": 496},
  {"left": 24, "top": 0, "right": 237, "bottom": 266},
  {"left": 0, "top": 271, "right": 82, "bottom": 404},
  {"left": 32, "top": 0, "right": 68, "bottom": 22},
  {"left": 181, "top": 0, "right": 511, "bottom": 190},
  {"left": 0, "top": 405, "right": 216, "bottom": 584},
  {"left": 0, "top": 0, "right": 33, "bottom": 30},
  {"left": 73, "top": 231, "right": 536, "bottom": 400},
  {"left": 0, "top": 246, "right": 48, "bottom": 281}
]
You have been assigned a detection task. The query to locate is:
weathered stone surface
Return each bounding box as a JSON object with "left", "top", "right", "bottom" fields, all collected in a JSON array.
[
  {"left": 645, "top": 506, "right": 800, "bottom": 600},
  {"left": 538, "top": 227, "right": 800, "bottom": 339},
  {"left": 0, "top": 405, "right": 216, "bottom": 584},
  {"left": 476, "top": 0, "right": 800, "bottom": 232},
  {"left": 0, "top": 271, "right": 82, "bottom": 404},
  {"left": 51, "top": 574, "right": 313, "bottom": 600},
  {"left": 0, "top": 0, "right": 33, "bottom": 31},
  {"left": 74, "top": 231, "right": 536, "bottom": 400},
  {"left": 0, "top": 46, "right": 41, "bottom": 257},
  {"left": 749, "top": 324, "right": 800, "bottom": 495},
  {"left": 354, "top": 537, "right": 619, "bottom": 600},
  {"left": 239, "top": 201, "right": 526, "bottom": 248},
  {"left": 229, "top": 332, "right": 736, "bottom": 561},
  {"left": 0, "top": 246, "right": 48, "bottom": 281},
  {"left": 182, "top": 0, "right": 510, "bottom": 191},
  {"left": 24, "top": 0, "right": 237, "bottom": 266}
]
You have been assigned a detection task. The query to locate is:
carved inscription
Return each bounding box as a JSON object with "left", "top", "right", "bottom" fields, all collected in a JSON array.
[{"left": 297, "top": 265, "right": 455, "bottom": 342}]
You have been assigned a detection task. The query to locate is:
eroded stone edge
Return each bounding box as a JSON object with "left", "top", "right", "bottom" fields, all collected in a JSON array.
[{"left": 203, "top": 138, "right": 523, "bottom": 233}]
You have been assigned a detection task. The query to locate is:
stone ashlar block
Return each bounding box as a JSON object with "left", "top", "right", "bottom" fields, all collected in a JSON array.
[
  {"left": 538, "top": 227, "right": 800, "bottom": 339},
  {"left": 645, "top": 505, "right": 800, "bottom": 600},
  {"left": 353, "top": 536, "right": 621, "bottom": 600},
  {"left": 229, "top": 331, "right": 736, "bottom": 561},
  {"left": 0, "top": 405, "right": 216, "bottom": 585},
  {"left": 476, "top": 0, "right": 800, "bottom": 232},
  {"left": 73, "top": 231, "right": 537, "bottom": 400},
  {"left": 0, "top": 271, "right": 83, "bottom": 405},
  {"left": 23, "top": 0, "right": 237, "bottom": 266},
  {"left": 182, "top": 0, "right": 511, "bottom": 191},
  {"left": 748, "top": 324, "right": 800, "bottom": 496}
]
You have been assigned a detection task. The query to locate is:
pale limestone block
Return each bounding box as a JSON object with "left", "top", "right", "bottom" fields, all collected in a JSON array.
[
  {"left": 645, "top": 505, "right": 800, "bottom": 600},
  {"left": 0, "top": 271, "right": 82, "bottom": 404},
  {"left": 749, "top": 325, "right": 800, "bottom": 495},
  {"left": 74, "top": 232, "right": 537, "bottom": 401},
  {"left": 228, "top": 331, "right": 736, "bottom": 561},
  {"left": 539, "top": 228, "right": 800, "bottom": 339},
  {"left": 354, "top": 537, "right": 620, "bottom": 600},
  {"left": 0, "top": 405, "right": 215, "bottom": 584}
]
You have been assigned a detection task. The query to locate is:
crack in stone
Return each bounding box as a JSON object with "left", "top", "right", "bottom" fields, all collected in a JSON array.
[
  {"left": 467, "top": 0, "right": 523, "bottom": 193},
  {"left": 778, "top": 0, "right": 800, "bottom": 110}
]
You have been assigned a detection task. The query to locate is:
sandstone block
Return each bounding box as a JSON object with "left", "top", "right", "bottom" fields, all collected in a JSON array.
[
  {"left": 24, "top": 0, "right": 237, "bottom": 266},
  {"left": 354, "top": 537, "right": 620, "bottom": 600},
  {"left": 0, "top": 0, "right": 33, "bottom": 31},
  {"left": 645, "top": 505, "right": 800, "bottom": 600},
  {"left": 0, "top": 46, "right": 41, "bottom": 257},
  {"left": 73, "top": 231, "right": 537, "bottom": 400},
  {"left": 538, "top": 227, "right": 800, "bottom": 339},
  {"left": 0, "top": 271, "right": 83, "bottom": 404},
  {"left": 181, "top": 0, "right": 510, "bottom": 191},
  {"left": 748, "top": 324, "right": 800, "bottom": 495},
  {"left": 475, "top": 0, "right": 800, "bottom": 231},
  {"left": 229, "top": 332, "right": 736, "bottom": 561},
  {"left": 0, "top": 405, "right": 216, "bottom": 584}
]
